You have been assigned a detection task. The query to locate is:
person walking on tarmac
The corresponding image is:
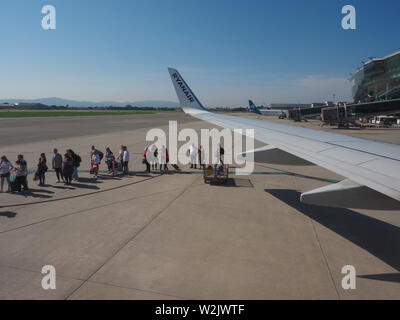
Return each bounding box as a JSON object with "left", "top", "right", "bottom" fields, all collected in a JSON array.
[
  {"left": 52, "top": 149, "right": 64, "bottom": 183},
  {"left": 198, "top": 145, "right": 205, "bottom": 169},
  {"left": 122, "top": 146, "right": 130, "bottom": 175},
  {"left": 91, "top": 150, "right": 100, "bottom": 179},
  {"left": 14, "top": 160, "right": 28, "bottom": 192},
  {"left": 91, "top": 145, "right": 103, "bottom": 164},
  {"left": 17, "top": 155, "right": 29, "bottom": 191},
  {"left": 151, "top": 145, "right": 158, "bottom": 171},
  {"left": 160, "top": 145, "right": 169, "bottom": 173},
  {"left": 215, "top": 143, "right": 225, "bottom": 165},
  {"left": 67, "top": 149, "right": 81, "bottom": 181},
  {"left": 0, "top": 156, "right": 13, "bottom": 193},
  {"left": 219, "top": 144, "right": 225, "bottom": 165},
  {"left": 62, "top": 153, "right": 74, "bottom": 185},
  {"left": 37, "top": 153, "right": 48, "bottom": 186},
  {"left": 143, "top": 146, "right": 151, "bottom": 173},
  {"left": 189, "top": 144, "right": 197, "bottom": 169},
  {"left": 105, "top": 147, "right": 116, "bottom": 176}
]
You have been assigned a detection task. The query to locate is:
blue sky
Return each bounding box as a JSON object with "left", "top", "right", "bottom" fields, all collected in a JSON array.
[{"left": 0, "top": 0, "right": 399, "bottom": 106}]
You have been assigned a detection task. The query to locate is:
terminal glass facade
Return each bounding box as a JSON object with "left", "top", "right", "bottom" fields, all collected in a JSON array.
[{"left": 351, "top": 51, "right": 400, "bottom": 103}]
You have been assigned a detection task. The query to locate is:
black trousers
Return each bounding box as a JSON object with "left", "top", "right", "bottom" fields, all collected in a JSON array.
[
  {"left": 55, "top": 167, "right": 63, "bottom": 181},
  {"left": 145, "top": 160, "right": 150, "bottom": 172},
  {"left": 122, "top": 161, "right": 129, "bottom": 174},
  {"left": 15, "top": 176, "right": 28, "bottom": 192},
  {"left": 107, "top": 162, "right": 114, "bottom": 171},
  {"left": 63, "top": 169, "right": 73, "bottom": 184},
  {"left": 38, "top": 171, "right": 45, "bottom": 184}
]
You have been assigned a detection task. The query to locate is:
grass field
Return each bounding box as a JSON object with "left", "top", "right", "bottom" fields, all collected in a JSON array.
[{"left": 0, "top": 109, "right": 181, "bottom": 118}]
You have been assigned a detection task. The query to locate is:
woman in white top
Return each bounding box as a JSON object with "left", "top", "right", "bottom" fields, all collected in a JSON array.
[
  {"left": 91, "top": 152, "right": 100, "bottom": 178},
  {"left": 122, "top": 146, "right": 130, "bottom": 174},
  {"left": 0, "top": 156, "right": 13, "bottom": 193}
]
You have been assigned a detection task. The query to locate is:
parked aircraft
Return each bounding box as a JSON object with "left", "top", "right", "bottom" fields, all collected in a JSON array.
[{"left": 248, "top": 100, "right": 287, "bottom": 118}]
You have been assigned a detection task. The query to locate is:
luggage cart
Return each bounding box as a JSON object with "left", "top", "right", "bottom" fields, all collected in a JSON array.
[{"left": 203, "top": 164, "right": 229, "bottom": 184}]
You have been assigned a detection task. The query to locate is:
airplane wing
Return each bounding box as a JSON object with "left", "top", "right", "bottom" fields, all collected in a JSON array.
[{"left": 168, "top": 68, "right": 400, "bottom": 210}]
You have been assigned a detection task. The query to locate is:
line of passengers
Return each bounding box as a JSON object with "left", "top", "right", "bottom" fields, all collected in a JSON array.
[
  {"left": 1, "top": 143, "right": 224, "bottom": 193},
  {"left": 1, "top": 145, "right": 140, "bottom": 193},
  {"left": 0, "top": 149, "right": 83, "bottom": 192}
]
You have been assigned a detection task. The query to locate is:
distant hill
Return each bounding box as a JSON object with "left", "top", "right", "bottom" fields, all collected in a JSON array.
[{"left": 0, "top": 97, "right": 180, "bottom": 109}]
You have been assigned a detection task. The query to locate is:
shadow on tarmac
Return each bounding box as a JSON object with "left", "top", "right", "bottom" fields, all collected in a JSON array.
[
  {"left": 358, "top": 273, "right": 400, "bottom": 283},
  {"left": 209, "top": 178, "right": 254, "bottom": 188},
  {"left": 75, "top": 177, "right": 102, "bottom": 184},
  {"left": 96, "top": 174, "right": 123, "bottom": 181},
  {"left": 265, "top": 189, "right": 400, "bottom": 278},
  {"left": 0, "top": 211, "right": 17, "bottom": 218},
  {"left": 51, "top": 185, "right": 76, "bottom": 190},
  {"left": 11, "top": 188, "right": 54, "bottom": 199},
  {"left": 70, "top": 183, "right": 100, "bottom": 190}
]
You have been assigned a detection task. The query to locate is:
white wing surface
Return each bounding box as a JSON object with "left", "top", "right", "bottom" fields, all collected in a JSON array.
[{"left": 168, "top": 68, "right": 400, "bottom": 210}]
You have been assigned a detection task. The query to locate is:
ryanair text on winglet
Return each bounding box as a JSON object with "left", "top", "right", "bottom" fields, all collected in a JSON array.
[{"left": 171, "top": 72, "right": 195, "bottom": 103}]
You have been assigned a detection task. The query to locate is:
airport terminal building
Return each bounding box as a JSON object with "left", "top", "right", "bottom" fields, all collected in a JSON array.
[{"left": 350, "top": 50, "right": 400, "bottom": 103}]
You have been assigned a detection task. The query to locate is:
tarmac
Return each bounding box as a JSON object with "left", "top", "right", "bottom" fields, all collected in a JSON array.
[{"left": 0, "top": 112, "right": 399, "bottom": 299}]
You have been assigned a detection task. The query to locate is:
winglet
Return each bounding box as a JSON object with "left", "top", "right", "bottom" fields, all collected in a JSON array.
[
  {"left": 168, "top": 68, "right": 208, "bottom": 114},
  {"left": 301, "top": 179, "right": 400, "bottom": 210},
  {"left": 249, "top": 100, "right": 262, "bottom": 115}
]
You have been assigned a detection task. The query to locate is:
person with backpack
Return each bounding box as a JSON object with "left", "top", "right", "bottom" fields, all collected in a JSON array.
[
  {"left": 91, "top": 146, "right": 104, "bottom": 163},
  {"left": 67, "top": 149, "right": 81, "bottom": 181},
  {"left": 0, "top": 156, "right": 13, "bottom": 193},
  {"left": 62, "top": 153, "right": 74, "bottom": 185}
]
